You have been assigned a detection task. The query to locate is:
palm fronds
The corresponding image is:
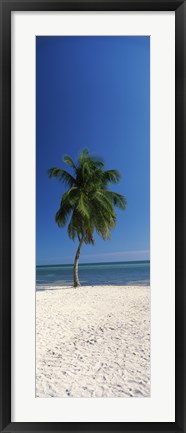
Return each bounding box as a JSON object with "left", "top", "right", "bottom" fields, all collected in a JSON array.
[
  {"left": 48, "top": 167, "right": 76, "bottom": 187},
  {"left": 48, "top": 148, "right": 126, "bottom": 244}
]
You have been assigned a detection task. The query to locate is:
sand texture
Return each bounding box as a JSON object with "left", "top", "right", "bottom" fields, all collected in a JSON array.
[{"left": 36, "top": 285, "right": 150, "bottom": 398}]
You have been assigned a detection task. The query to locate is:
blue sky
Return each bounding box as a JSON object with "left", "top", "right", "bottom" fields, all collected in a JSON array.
[{"left": 36, "top": 36, "right": 150, "bottom": 265}]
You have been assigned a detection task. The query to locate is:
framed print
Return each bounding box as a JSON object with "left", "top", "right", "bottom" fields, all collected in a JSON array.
[{"left": 0, "top": 0, "right": 185, "bottom": 431}]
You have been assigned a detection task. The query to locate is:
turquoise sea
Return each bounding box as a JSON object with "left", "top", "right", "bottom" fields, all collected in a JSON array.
[{"left": 36, "top": 260, "right": 150, "bottom": 290}]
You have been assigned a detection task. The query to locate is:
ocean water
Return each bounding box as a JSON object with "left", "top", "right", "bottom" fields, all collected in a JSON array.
[{"left": 36, "top": 260, "right": 150, "bottom": 290}]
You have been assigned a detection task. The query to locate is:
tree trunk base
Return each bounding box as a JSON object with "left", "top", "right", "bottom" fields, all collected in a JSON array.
[{"left": 73, "top": 238, "right": 84, "bottom": 288}]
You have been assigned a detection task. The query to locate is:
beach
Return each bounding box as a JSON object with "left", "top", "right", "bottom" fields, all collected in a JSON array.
[{"left": 36, "top": 285, "right": 150, "bottom": 398}]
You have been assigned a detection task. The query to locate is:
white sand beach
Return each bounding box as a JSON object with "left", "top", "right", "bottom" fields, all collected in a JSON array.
[{"left": 36, "top": 285, "right": 150, "bottom": 398}]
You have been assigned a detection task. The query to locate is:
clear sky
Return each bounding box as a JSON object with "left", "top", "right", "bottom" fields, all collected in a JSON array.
[{"left": 36, "top": 36, "right": 150, "bottom": 265}]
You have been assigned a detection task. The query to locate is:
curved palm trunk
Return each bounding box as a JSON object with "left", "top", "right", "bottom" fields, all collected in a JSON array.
[{"left": 73, "top": 237, "right": 84, "bottom": 287}]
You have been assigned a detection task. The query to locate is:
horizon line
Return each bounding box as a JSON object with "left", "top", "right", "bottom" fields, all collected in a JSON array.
[{"left": 36, "top": 259, "right": 150, "bottom": 268}]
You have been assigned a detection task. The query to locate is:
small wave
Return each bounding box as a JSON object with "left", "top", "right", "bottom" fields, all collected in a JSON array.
[{"left": 36, "top": 284, "right": 73, "bottom": 291}]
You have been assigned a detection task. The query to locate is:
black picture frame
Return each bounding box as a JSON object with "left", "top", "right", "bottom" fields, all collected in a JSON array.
[{"left": 0, "top": 0, "right": 185, "bottom": 431}]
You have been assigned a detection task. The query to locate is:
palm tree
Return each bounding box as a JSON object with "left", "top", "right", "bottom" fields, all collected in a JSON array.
[{"left": 48, "top": 149, "right": 127, "bottom": 287}]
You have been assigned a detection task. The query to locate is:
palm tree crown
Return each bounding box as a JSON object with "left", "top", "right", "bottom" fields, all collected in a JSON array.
[{"left": 48, "top": 148, "right": 126, "bottom": 244}]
